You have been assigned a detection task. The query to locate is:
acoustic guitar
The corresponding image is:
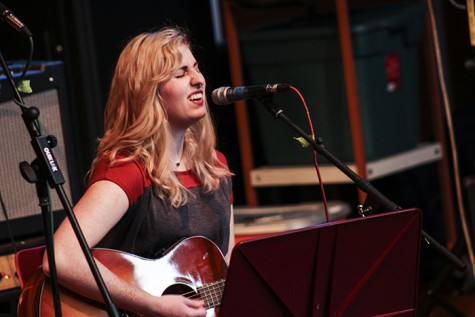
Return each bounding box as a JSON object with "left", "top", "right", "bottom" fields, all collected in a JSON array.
[{"left": 17, "top": 236, "right": 227, "bottom": 317}]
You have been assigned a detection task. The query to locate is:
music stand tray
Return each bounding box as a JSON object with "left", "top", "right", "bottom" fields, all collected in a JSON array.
[{"left": 220, "top": 208, "right": 422, "bottom": 317}]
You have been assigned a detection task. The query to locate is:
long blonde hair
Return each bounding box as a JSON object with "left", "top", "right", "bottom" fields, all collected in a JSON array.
[{"left": 91, "top": 26, "right": 232, "bottom": 207}]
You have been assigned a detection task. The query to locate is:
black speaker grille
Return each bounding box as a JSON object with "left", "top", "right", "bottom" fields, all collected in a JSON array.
[{"left": 0, "top": 89, "right": 72, "bottom": 221}]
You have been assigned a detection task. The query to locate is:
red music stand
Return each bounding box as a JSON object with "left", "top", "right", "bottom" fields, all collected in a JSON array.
[{"left": 219, "top": 208, "right": 422, "bottom": 316}]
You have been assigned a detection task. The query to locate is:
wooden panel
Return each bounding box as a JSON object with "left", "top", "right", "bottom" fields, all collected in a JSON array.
[
  {"left": 251, "top": 143, "right": 441, "bottom": 186},
  {"left": 0, "top": 254, "right": 20, "bottom": 291}
]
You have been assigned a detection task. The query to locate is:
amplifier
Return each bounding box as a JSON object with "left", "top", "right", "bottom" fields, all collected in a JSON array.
[{"left": 0, "top": 60, "right": 76, "bottom": 243}]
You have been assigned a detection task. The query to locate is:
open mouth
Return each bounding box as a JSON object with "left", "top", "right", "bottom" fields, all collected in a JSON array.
[{"left": 189, "top": 92, "right": 203, "bottom": 101}]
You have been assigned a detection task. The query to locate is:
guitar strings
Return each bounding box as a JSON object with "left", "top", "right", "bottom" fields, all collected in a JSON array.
[
  {"left": 181, "top": 279, "right": 226, "bottom": 307},
  {"left": 183, "top": 279, "right": 225, "bottom": 299}
]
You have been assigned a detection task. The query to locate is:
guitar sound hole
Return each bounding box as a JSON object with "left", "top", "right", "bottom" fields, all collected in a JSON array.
[{"left": 163, "top": 283, "right": 197, "bottom": 298}]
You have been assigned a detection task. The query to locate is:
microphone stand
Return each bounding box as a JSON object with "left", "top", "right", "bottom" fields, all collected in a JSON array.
[
  {"left": 256, "top": 95, "right": 466, "bottom": 272},
  {"left": 0, "top": 53, "right": 121, "bottom": 317}
]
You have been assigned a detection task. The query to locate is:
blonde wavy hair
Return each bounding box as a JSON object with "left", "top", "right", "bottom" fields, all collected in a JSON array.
[{"left": 90, "top": 26, "right": 232, "bottom": 207}]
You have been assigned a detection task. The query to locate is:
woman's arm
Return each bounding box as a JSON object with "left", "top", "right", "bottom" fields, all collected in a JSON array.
[
  {"left": 225, "top": 205, "right": 235, "bottom": 264},
  {"left": 42, "top": 180, "right": 206, "bottom": 317}
]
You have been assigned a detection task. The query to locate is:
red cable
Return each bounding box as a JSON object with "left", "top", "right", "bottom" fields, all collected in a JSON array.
[{"left": 290, "top": 85, "right": 330, "bottom": 223}]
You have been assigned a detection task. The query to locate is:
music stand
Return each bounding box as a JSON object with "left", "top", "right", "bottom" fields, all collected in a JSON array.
[{"left": 219, "top": 208, "right": 422, "bottom": 317}]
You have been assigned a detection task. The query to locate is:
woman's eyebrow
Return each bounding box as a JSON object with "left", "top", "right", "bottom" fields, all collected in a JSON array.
[{"left": 177, "top": 61, "right": 199, "bottom": 72}]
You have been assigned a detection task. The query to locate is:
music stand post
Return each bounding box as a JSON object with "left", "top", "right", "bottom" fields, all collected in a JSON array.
[
  {"left": 256, "top": 95, "right": 465, "bottom": 272},
  {"left": 0, "top": 53, "right": 120, "bottom": 317}
]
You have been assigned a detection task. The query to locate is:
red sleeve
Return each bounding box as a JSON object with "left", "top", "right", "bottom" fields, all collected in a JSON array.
[
  {"left": 176, "top": 150, "right": 231, "bottom": 186},
  {"left": 215, "top": 150, "right": 227, "bottom": 167},
  {"left": 89, "top": 158, "right": 151, "bottom": 205}
]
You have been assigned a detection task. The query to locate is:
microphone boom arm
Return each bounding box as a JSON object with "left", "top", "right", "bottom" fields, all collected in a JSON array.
[{"left": 257, "top": 96, "right": 466, "bottom": 271}]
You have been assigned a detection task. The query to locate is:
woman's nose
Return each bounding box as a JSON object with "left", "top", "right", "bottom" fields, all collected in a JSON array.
[{"left": 190, "top": 69, "right": 204, "bottom": 87}]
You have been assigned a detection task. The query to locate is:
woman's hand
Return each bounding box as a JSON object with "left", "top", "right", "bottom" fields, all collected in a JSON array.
[{"left": 152, "top": 295, "right": 207, "bottom": 317}]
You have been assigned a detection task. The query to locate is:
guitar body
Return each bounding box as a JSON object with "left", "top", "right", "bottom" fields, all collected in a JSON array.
[{"left": 17, "top": 236, "right": 227, "bottom": 317}]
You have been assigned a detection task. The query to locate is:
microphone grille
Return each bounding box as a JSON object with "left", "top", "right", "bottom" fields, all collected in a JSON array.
[{"left": 211, "top": 86, "right": 230, "bottom": 105}]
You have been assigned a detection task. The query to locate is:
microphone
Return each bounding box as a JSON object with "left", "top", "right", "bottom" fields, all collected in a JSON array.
[
  {"left": 211, "top": 83, "right": 290, "bottom": 105},
  {"left": 0, "top": 2, "right": 32, "bottom": 38}
]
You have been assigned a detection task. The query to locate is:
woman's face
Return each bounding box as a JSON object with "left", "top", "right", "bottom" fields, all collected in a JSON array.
[{"left": 160, "top": 44, "right": 207, "bottom": 131}]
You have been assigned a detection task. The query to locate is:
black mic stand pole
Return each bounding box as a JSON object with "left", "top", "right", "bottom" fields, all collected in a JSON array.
[
  {"left": 0, "top": 53, "right": 121, "bottom": 317},
  {"left": 256, "top": 96, "right": 466, "bottom": 272}
]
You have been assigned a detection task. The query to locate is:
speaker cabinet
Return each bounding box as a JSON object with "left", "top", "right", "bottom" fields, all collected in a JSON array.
[{"left": 0, "top": 61, "right": 78, "bottom": 244}]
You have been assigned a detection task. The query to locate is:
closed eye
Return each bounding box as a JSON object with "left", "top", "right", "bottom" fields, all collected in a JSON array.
[{"left": 174, "top": 62, "right": 200, "bottom": 78}]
